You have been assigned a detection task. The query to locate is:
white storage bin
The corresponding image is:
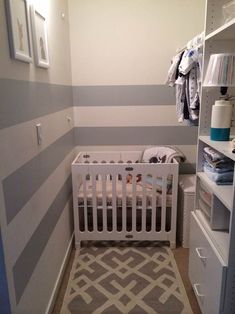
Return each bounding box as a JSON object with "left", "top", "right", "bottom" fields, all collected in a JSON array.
[{"left": 177, "top": 174, "right": 196, "bottom": 248}]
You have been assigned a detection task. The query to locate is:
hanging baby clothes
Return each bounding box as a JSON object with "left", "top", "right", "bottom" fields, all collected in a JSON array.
[
  {"left": 166, "top": 51, "right": 186, "bottom": 123},
  {"left": 179, "top": 48, "right": 202, "bottom": 108},
  {"left": 166, "top": 51, "right": 184, "bottom": 87},
  {"left": 166, "top": 33, "right": 204, "bottom": 124},
  {"left": 176, "top": 47, "right": 202, "bottom": 121}
]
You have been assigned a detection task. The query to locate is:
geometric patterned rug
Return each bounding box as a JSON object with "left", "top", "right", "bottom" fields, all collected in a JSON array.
[{"left": 60, "top": 242, "right": 193, "bottom": 314}]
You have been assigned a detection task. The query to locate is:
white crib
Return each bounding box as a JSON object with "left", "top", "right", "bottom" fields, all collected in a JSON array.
[{"left": 72, "top": 151, "right": 179, "bottom": 249}]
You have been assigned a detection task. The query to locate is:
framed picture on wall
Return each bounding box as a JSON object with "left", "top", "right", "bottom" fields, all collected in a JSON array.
[
  {"left": 30, "top": 6, "right": 49, "bottom": 68},
  {"left": 5, "top": 0, "right": 32, "bottom": 63}
]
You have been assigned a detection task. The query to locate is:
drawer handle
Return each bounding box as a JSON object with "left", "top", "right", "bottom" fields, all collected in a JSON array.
[
  {"left": 193, "top": 284, "right": 204, "bottom": 298},
  {"left": 196, "top": 247, "right": 207, "bottom": 260}
]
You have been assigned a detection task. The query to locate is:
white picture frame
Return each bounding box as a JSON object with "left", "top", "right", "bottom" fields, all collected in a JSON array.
[
  {"left": 30, "top": 6, "right": 49, "bottom": 68},
  {"left": 5, "top": 0, "right": 32, "bottom": 63}
]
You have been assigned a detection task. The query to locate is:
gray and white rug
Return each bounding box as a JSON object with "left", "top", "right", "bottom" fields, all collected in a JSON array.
[{"left": 61, "top": 242, "right": 192, "bottom": 314}]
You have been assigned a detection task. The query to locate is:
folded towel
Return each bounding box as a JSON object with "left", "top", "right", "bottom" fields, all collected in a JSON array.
[
  {"left": 204, "top": 146, "right": 230, "bottom": 162},
  {"left": 204, "top": 165, "right": 233, "bottom": 185},
  {"left": 203, "top": 153, "right": 233, "bottom": 168},
  {"left": 204, "top": 160, "right": 234, "bottom": 173}
]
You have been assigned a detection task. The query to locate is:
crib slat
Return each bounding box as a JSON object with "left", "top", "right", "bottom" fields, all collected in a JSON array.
[
  {"left": 102, "top": 174, "right": 107, "bottom": 231},
  {"left": 142, "top": 174, "right": 147, "bottom": 231},
  {"left": 92, "top": 174, "right": 97, "bottom": 231},
  {"left": 132, "top": 174, "right": 136, "bottom": 232},
  {"left": 152, "top": 175, "right": 157, "bottom": 232},
  {"left": 112, "top": 173, "right": 117, "bottom": 232},
  {"left": 171, "top": 170, "right": 178, "bottom": 233},
  {"left": 82, "top": 174, "right": 88, "bottom": 231},
  {"left": 122, "top": 174, "right": 127, "bottom": 232},
  {"left": 161, "top": 175, "right": 167, "bottom": 231}
]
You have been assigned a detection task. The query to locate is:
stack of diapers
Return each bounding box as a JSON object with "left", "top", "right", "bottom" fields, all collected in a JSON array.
[{"left": 203, "top": 147, "right": 234, "bottom": 185}]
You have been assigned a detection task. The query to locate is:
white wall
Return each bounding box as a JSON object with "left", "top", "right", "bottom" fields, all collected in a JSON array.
[
  {"left": 69, "top": 0, "right": 206, "bottom": 86},
  {"left": 69, "top": 0, "right": 205, "bottom": 172},
  {"left": 0, "top": 0, "right": 72, "bottom": 85}
]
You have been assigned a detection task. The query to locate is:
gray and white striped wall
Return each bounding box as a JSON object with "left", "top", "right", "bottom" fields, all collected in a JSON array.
[
  {"left": 73, "top": 84, "right": 198, "bottom": 173},
  {"left": 0, "top": 1, "right": 74, "bottom": 313},
  {"left": 0, "top": 80, "right": 75, "bottom": 310},
  {"left": 0, "top": 0, "right": 205, "bottom": 313},
  {"left": 69, "top": 0, "right": 205, "bottom": 173}
]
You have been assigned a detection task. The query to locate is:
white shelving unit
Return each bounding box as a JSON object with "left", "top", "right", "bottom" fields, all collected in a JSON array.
[
  {"left": 197, "top": 172, "right": 234, "bottom": 210},
  {"left": 199, "top": 134, "right": 235, "bottom": 161},
  {"left": 188, "top": 1, "right": 235, "bottom": 313},
  {"left": 205, "top": 18, "right": 235, "bottom": 40}
]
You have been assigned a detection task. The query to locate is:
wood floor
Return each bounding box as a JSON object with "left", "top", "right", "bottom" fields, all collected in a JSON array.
[
  {"left": 173, "top": 247, "right": 201, "bottom": 314},
  {"left": 52, "top": 245, "right": 201, "bottom": 314}
]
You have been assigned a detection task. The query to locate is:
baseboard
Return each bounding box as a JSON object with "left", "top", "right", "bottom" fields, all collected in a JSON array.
[{"left": 45, "top": 233, "right": 74, "bottom": 314}]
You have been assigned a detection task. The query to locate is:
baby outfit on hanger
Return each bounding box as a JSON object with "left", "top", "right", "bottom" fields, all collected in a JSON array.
[
  {"left": 166, "top": 33, "right": 203, "bottom": 124},
  {"left": 178, "top": 48, "right": 202, "bottom": 109},
  {"left": 166, "top": 52, "right": 183, "bottom": 87}
]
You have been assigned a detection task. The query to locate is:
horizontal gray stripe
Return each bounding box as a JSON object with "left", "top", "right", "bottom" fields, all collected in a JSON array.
[
  {"left": 179, "top": 163, "right": 196, "bottom": 174},
  {"left": 75, "top": 126, "right": 198, "bottom": 146},
  {"left": 13, "top": 175, "right": 72, "bottom": 304},
  {"left": 73, "top": 85, "right": 175, "bottom": 106},
  {"left": 0, "top": 79, "right": 73, "bottom": 129},
  {"left": 3, "top": 129, "right": 74, "bottom": 224}
]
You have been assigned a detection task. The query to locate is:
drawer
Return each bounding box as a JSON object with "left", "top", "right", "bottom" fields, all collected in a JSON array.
[
  {"left": 189, "top": 214, "right": 207, "bottom": 312},
  {"left": 189, "top": 244, "right": 205, "bottom": 312},
  {"left": 189, "top": 212, "right": 227, "bottom": 314}
]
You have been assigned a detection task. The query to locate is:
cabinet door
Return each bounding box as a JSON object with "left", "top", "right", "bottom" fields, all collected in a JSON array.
[
  {"left": 189, "top": 213, "right": 206, "bottom": 312},
  {"left": 203, "top": 232, "right": 226, "bottom": 314},
  {"left": 189, "top": 213, "right": 227, "bottom": 314}
]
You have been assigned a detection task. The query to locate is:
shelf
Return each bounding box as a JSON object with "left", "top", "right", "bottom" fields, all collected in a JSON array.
[
  {"left": 195, "top": 210, "right": 229, "bottom": 264},
  {"left": 197, "top": 172, "right": 234, "bottom": 211},
  {"left": 205, "top": 18, "right": 235, "bottom": 41},
  {"left": 199, "top": 135, "right": 235, "bottom": 161}
]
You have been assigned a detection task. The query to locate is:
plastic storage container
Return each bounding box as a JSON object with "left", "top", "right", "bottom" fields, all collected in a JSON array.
[
  {"left": 198, "top": 179, "right": 212, "bottom": 221},
  {"left": 177, "top": 174, "right": 196, "bottom": 248}
]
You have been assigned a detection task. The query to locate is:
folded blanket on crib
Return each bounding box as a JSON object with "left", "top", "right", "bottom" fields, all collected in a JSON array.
[{"left": 141, "top": 146, "right": 186, "bottom": 163}]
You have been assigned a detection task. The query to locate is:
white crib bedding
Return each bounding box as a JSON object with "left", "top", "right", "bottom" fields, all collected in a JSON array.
[{"left": 78, "top": 180, "right": 172, "bottom": 207}]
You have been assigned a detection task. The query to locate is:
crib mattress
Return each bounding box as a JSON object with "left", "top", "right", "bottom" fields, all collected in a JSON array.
[{"left": 78, "top": 180, "right": 172, "bottom": 207}]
